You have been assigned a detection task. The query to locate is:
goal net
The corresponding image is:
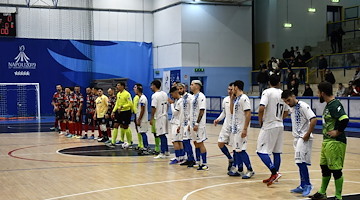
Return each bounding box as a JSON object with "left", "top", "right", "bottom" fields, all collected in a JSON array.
[{"left": 0, "top": 83, "right": 40, "bottom": 120}]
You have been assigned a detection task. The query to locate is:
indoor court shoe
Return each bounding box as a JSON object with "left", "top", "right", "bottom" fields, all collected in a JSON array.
[
  {"left": 228, "top": 159, "right": 234, "bottom": 171},
  {"left": 80, "top": 135, "right": 88, "bottom": 139},
  {"left": 227, "top": 170, "right": 241, "bottom": 176},
  {"left": 98, "top": 137, "right": 108, "bottom": 142},
  {"left": 290, "top": 186, "right": 303, "bottom": 193},
  {"left": 115, "top": 141, "right": 124, "bottom": 145},
  {"left": 66, "top": 134, "right": 73, "bottom": 138},
  {"left": 179, "top": 160, "right": 190, "bottom": 166},
  {"left": 75, "top": 135, "right": 81, "bottom": 139},
  {"left": 197, "top": 164, "right": 209, "bottom": 170},
  {"left": 88, "top": 135, "right": 95, "bottom": 140},
  {"left": 302, "top": 184, "right": 313, "bottom": 197},
  {"left": 170, "top": 157, "right": 176, "bottom": 161},
  {"left": 266, "top": 173, "right": 282, "bottom": 186},
  {"left": 186, "top": 160, "right": 196, "bottom": 168},
  {"left": 165, "top": 151, "right": 170, "bottom": 156},
  {"left": 106, "top": 143, "right": 116, "bottom": 148},
  {"left": 309, "top": 192, "right": 327, "bottom": 200},
  {"left": 169, "top": 159, "right": 179, "bottom": 164},
  {"left": 242, "top": 170, "right": 255, "bottom": 179},
  {"left": 154, "top": 153, "right": 165, "bottom": 159}
]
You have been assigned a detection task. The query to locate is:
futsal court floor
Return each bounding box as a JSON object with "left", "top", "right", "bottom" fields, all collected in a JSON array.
[{"left": 0, "top": 121, "right": 359, "bottom": 200}]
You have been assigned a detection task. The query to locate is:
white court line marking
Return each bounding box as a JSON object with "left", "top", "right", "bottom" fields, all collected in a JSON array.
[
  {"left": 182, "top": 179, "right": 360, "bottom": 200},
  {"left": 44, "top": 169, "right": 360, "bottom": 200}
]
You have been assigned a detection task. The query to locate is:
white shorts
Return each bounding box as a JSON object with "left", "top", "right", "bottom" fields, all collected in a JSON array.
[
  {"left": 294, "top": 138, "right": 313, "bottom": 165},
  {"left": 154, "top": 117, "right": 168, "bottom": 136},
  {"left": 217, "top": 126, "right": 233, "bottom": 144},
  {"left": 171, "top": 124, "right": 183, "bottom": 142},
  {"left": 256, "top": 127, "right": 283, "bottom": 154},
  {"left": 190, "top": 126, "right": 207, "bottom": 143},
  {"left": 137, "top": 121, "right": 148, "bottom": 133},
  {"left": 232, "top": 134, "right": 247, "bottom": 152},
  {"left": 180, "top": 125, "right": 191, "bottom": 140}
]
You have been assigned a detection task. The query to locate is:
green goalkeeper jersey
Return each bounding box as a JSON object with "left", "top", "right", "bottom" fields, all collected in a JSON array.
[{"left": 322, "top": 99, "right": 348, "bottom": 144}]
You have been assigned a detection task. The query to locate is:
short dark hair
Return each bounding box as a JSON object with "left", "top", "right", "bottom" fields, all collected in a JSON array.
[
  {"left": 97, "top": 88, "right": 103, "bottom": 91},
  {"left": 151, "top": 80, "right": 161, "bottom": 89},
  {"left": 229, "top": 82, "right": 234, "bottom": 87},
  {"left": 339, "top": 83, "right": 343, "bottom": 86},
  {"left": 281, "top": 90, "right": 294, "bottom": 99},
  {"left": 269, "top": 74, "right": 280, "bottom": 86},
  {"left": 74, "top": 85, "right": 80, "bottom": 88},
  {"left": 118, "top": 82, "right": 126, "bottom": 87},
  {"left": 318, "top": 81, "right": 333, "bottom": 96},
  {"left": 135, "top": 83, "right": 143, "bottom": 93},
  {"left": 170, "top": 86, "right": 178, "bottom": 93},
  {"left": 233, "top": 80, "right": 244, "bottom": 91}
]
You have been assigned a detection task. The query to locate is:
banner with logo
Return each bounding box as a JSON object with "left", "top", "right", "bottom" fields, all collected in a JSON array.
[
  {"left": 0, "top": 38, "right": 153, "bottom": 115},
  {"left": 162, "top": 70, "right": 170, "bottom": 93},
  {"left": 170, "top": 70, "right": 181, "bottom": 86}
]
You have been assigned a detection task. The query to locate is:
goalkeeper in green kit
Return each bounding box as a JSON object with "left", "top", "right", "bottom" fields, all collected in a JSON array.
[{"left": 310, "top": 82, "right": 349, "bottom": 200}]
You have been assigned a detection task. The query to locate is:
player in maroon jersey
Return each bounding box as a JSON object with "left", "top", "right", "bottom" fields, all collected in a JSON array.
[
  {"left": 82, "top": 87, "right": 97, "bottom": 139},
  {"left": 101, "top": 87, "right": 116, "bottom": 142},
  {"left": 52, "top": 85, "right": 66, "bottom": 134},
  {"left": 64, "top": 87, "right": 76, "bottom": 137},
  {"left": 72, "top": 86, "right": 84, "bottom": 138}
]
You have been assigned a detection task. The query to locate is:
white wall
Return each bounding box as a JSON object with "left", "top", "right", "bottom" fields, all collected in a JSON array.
[
  {"left": 153, "top": 4, "right": 182, "bottom": 68},
  {"left": 182, "top": 4, "right": 252, "bottom": 67}
]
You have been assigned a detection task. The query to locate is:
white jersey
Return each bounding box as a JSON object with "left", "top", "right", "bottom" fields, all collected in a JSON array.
[
  {"left": 216, "top": 96, "right": 232, "bottom": 132},
  {"left": 136, "top": 94, "right": 148, "bottom": 123},
  {"left": 151, "top": 90, "right": 168, "bottom": 120},
  {"left": 170, "top": 98, "right": 183, "bottom": 126},
  {"left": 180, "top": 92, "right": 193, "bottom": 127},
  {"left": 232, "top": 94, "right": 251, "bottom": 134},
  {"left": 289, "top": 101, "right": 316, "bottom": 138},
  {"left": 190, "top": 92, "right": 206, "bottom": 128},
  {"left": 259, "top": 87, "right": 289, "bottom": 130}
]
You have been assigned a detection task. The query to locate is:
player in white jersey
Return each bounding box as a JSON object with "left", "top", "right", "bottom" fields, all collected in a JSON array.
[
  {"left": 227, "top": 80, "right": 255, "bottom": 179},
  {"left": 257, "top": 74, "right": 289, "bottom": 186},
  {"left": 177, "top": 83, "right": 196, "bottom": 167},
  {"left": 134, "top": 83, "right": 150, "bottom": 155},
  {"left": 169, "top": 86, "right": 186, "bottom": 164},
  {"left": 150, "top": 80, "right": 169, "bottom": 159},
  {"left": 281, "top": 90, "right": 317, "bottom": 196},
  {"left": 189, "top": 80, "right": 208, "bottom": 170},
  {"left": 214, "top": 83, "right": 235, "bottom": 171}
]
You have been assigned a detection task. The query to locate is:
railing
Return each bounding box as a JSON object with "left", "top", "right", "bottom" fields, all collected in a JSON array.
[
  {"left": 327, "top": 17, "right": 360, "bottom": 39},
  {"left": 206, "top": 96, "right": 360, "bottom": 128}
]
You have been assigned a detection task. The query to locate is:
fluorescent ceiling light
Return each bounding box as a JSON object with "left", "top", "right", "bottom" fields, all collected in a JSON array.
[
  {"left": 283, "top": 23, "right": 292, "bottom": 28},
  {"left": 308, "top": 7, "right": 316, "bottom": 12}
]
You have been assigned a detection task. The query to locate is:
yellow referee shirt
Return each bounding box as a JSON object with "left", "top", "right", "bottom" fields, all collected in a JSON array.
[
  {"left": 95, "top": 95, "right": 109, "bottom": 118},
  {"left": 113, "top": 90, "right": 133, "bottom": 112}
]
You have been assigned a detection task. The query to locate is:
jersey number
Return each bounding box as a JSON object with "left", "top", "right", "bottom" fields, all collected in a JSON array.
[{"left": 276, "top": 103, "right": 284, "bottom": 118}]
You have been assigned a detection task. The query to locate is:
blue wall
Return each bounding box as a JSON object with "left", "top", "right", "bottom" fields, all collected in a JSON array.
[
  {"left": 154, "top": 66, "right": 252, "bottom": 96},
  {"left": 0, "top": 38, "right": 153, "bottom": 115}
]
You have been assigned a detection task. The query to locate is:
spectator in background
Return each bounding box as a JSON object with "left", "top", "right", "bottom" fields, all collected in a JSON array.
[
  {"left": 278, "top": 59, "right": 288, "bottom": 70},
  {"left": 295, "top": 46, "right": 302, "bottom": 58},
  {"left": 259, "top": 60, "right": 267, "bottom": 70},
  {"left": 351, "top": 79, "right": 360, "bottom": 96},
  {"left": 302, "top": 49, "right": 312, "bottom": 62},
  {"left": 296, "top": 57, "right": 306, "bottom": 83},
  {"left": 330, "top": 30, "right": 338, "bottom": 53},
  {"left": 288, "top": 73, "right": 300, "bottom": 96},
  {"left": 353, "top": 67, "right": 360, "bottom": 81},
  {"left": 303, "top": 83, "right": 314, "bottom": 96},
  {"left": 288, "top": 56, "right": 296, "bottom": 70},
  {"left": 337, "top": 27, "right": 345, "bottom": 53},
  {"left": 336, "top": 83, "right": 346, "bottom": 97},
  {"left": 325, "top": 69, "right": 336, "bottom": 85},
  {"left": 286, "top": 69, "right": 295, "bottom": 89},
  {"left": 318, "top": 55, "right": 328, "bottom": 82},
  {"left": 344, "top": 81, "right": 353, "bottom": 97},
  {"left": 290, "top": 46, "right": 295, "bottom": 57},
  {"left": 257, "top": 66, "right": 269, "bottom": 96},
  {"left": 283, "top": 49, "right": 291, "bottom": 60}
]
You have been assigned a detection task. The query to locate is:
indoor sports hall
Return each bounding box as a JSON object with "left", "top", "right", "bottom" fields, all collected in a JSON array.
[{"left": 0, "top": 1, "right": 359, "bottom": 200}]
